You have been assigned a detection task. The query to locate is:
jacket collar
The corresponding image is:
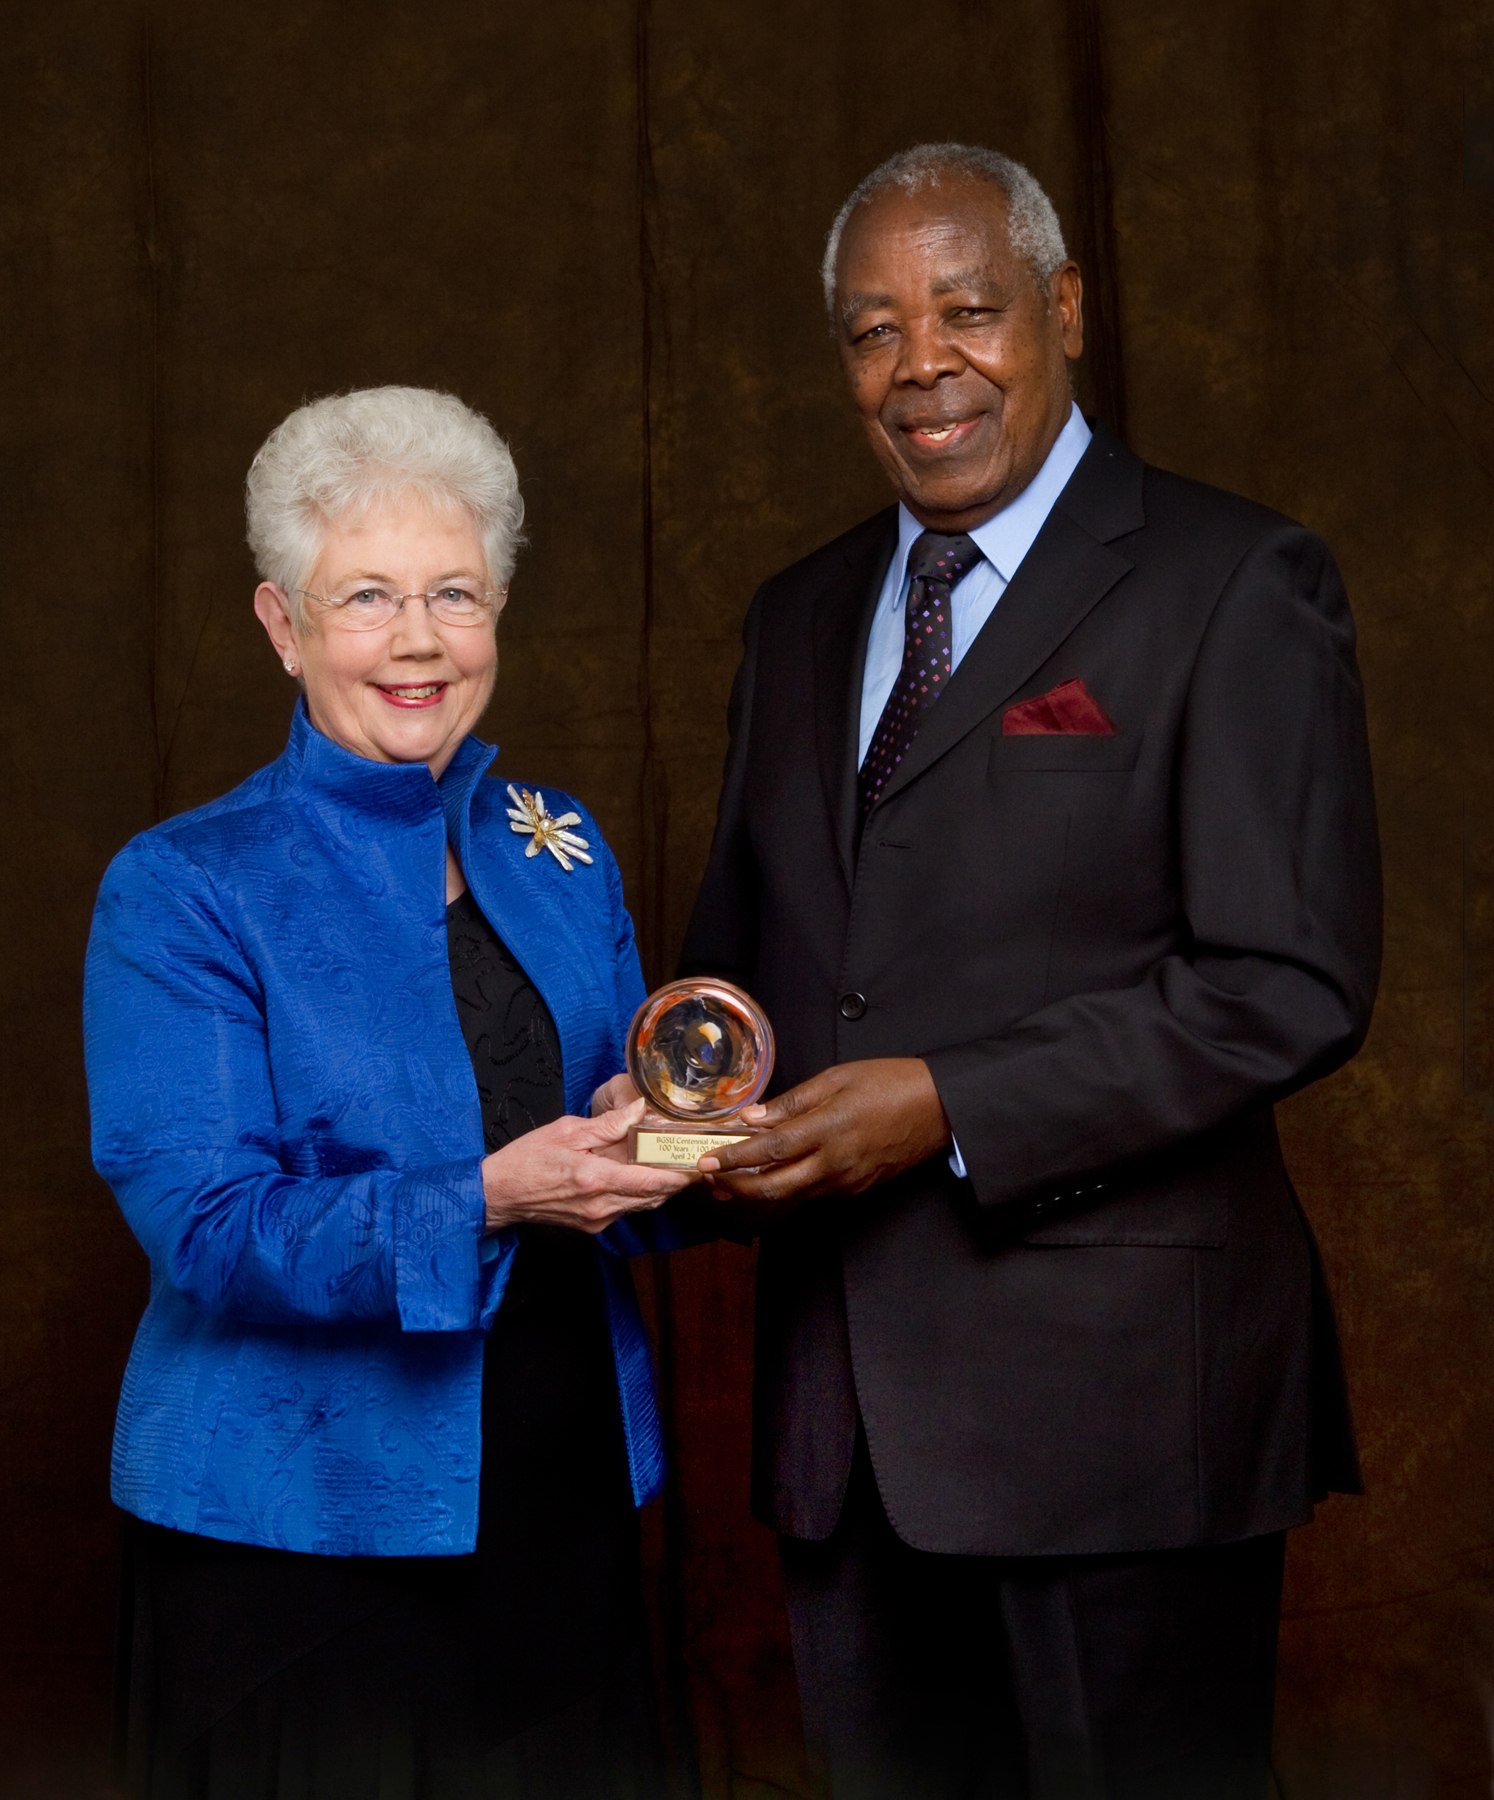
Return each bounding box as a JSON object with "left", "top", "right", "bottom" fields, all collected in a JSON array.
[
  {"left": 815, "top": 420, "right": 1145, "bottom": 878},
  {"left": 280, "top": 699, "right": 498, "bottom": 832}
]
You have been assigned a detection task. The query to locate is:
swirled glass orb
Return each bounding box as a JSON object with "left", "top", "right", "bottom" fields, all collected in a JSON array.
[{"left": 625, "top": 979, "right": 775, "bottom": 1121}]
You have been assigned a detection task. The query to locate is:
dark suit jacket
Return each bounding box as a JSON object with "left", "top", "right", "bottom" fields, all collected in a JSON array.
[{"left": 680, "top": 424, "right": 1380, "bottom": 1558}]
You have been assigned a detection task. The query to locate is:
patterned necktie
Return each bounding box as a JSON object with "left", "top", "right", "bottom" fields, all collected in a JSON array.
[{"left": 857, "top": 530, "right": 982, "bottom": 823}]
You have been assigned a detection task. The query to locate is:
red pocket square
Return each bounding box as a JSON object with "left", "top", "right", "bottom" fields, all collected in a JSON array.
[{"left": 1002, "top": 678, "right": 1116, "bottom": 736}]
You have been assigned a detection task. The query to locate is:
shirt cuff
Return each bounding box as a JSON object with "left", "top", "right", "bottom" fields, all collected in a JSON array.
[{"left": 948, "top": 1135, "right": 968, "bottom": 1180}]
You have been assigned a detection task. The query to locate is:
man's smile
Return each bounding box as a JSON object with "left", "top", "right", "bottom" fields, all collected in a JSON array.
[{"left": 897, "top": 415, "right": 984, "bottom": 454}]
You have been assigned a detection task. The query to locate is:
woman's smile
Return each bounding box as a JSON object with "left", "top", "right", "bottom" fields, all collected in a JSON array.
[{"left": 374, "top": 679, "right": 449, "bottom": 707}]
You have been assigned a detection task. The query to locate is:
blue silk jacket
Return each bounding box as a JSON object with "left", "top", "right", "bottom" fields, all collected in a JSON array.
[{"left": 85, "top": 705, "right": 662, "bottom": 1556}]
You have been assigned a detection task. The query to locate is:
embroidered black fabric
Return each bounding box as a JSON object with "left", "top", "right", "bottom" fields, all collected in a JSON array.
[{"left": 444, "top": 886, "right": 567, "bottom": 1152}]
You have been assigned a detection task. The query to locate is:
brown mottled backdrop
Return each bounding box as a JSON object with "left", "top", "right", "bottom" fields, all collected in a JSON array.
[{"left": 2, "top": 1, "right": 1489, "bottom": 1795}]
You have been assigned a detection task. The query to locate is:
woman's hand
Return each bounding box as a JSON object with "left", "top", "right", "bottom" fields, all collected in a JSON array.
[
  {"left": 481, "top": 1098, "right": 693, "bottom": 1234},
  {"left": 589, "top": 1071, "right": 641, "bottom": 1117},
  {"left": 589, "top": 1071, "right": 687, "bottom": 1166}
]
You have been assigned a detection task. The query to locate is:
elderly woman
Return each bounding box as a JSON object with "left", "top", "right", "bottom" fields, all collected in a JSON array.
[{"left": 85, "top": 387, "right": 694, "bottom": 1798}]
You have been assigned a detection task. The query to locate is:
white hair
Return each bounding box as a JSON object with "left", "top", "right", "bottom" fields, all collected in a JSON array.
[
  {"left": 245, "top": 386, "right": 525, "bottom": 622},
  {"left": 821, "top": 143, "right": 1068, "bottom": 316}
]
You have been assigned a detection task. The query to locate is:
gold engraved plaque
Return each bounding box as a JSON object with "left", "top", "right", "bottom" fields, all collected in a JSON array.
[{"left": 625, "top": 978, "right": 775, "bottom": 1168}]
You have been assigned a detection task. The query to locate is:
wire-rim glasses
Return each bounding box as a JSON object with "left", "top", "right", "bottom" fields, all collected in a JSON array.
[{"left": 296, "top": 583, "right": 501, "bottom": 631}]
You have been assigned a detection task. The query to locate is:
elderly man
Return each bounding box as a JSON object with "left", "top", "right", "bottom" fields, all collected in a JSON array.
[{"left": 682, "top": 144, "right": 1379, "bottom": 1799}]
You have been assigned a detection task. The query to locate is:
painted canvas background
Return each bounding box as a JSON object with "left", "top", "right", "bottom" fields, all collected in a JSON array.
[{"left": 2, "top": 2, "right": 1489, "bottom": 1793}]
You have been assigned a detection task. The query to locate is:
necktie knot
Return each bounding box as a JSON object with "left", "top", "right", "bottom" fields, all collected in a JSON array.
[{"left": 905, "top": 530, "right": 982, "bottom": 589}]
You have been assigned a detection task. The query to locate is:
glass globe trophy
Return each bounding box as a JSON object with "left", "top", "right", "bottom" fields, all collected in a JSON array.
[{"left": 625, "top": 978, "right": 776, "bottom": 1168}]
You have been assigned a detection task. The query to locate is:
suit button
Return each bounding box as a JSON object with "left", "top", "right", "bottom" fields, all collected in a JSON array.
[{"left": 838, "top": 991, "right": 867, "bottom": 1021}]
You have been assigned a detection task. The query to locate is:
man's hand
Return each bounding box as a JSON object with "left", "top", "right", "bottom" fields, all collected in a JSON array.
[{"left": 697, "top": 1058, "right": 950, "bottom": 1215}]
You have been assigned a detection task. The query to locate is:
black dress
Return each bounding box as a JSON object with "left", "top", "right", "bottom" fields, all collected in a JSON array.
[{"left": 123, "top": 891, "right": 661, "bottom": 1799}]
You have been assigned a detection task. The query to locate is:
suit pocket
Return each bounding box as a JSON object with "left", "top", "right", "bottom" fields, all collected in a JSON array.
[
  {"left": 988, "top": 731, "right": 1142, "bottom": 773},
  {"left": 1019, "top": 1186, "right": 1226, "bottom": 1248}
]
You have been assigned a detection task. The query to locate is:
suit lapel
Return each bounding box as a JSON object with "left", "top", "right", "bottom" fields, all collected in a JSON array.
[
  {"left": 813, "top": 513, "right": 897, "bottom": 883},
  {"left": 873, "top": 425, "right": 1145, "bottom": 813}
]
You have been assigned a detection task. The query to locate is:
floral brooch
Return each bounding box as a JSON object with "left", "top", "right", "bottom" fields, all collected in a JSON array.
[{"left": 506, "top": 784, "right": 593, "bottom": 872}]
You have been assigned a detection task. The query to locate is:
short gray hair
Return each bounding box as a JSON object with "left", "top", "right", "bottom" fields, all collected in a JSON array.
[
  {"left": 246, "top": 386, "right": 525, "bottom": 621},
  {"left": 821, "top": 143, "right": 1068, "bottom": 316}
]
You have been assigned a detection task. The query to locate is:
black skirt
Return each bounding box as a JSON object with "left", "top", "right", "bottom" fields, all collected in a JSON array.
[{"left": 122, "top": 891, "right": 661, "bottom": 1799}]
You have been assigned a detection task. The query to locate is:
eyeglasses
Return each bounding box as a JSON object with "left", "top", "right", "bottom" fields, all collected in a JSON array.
[{"left": 295, "top": 584, "right": 502, "bottom": 631}]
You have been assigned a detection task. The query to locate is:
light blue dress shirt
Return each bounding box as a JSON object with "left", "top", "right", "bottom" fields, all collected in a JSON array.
[
  {"left": 856, "top": 403, "right": 1092, "bottom": 1177},
  {"left": 857, "top": 402, "right": 1093, "bottom": 764}
]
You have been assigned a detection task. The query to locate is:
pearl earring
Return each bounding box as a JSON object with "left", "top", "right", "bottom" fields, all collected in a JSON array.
[{"left": 284, "top": 658, "right": 298, "bottom": 675}]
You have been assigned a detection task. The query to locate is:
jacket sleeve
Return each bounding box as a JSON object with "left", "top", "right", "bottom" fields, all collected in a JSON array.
[
  {"left": 925, "top": 526, "right": 1382, "bottom": 1211},
  {"left": 84, "top": 834, "right": 506, "bottom": 1330}
]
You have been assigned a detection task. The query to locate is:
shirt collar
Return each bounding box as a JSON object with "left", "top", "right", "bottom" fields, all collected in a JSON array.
[{"left": 888, "top": 402, "right": 1093, "bottom": 604}]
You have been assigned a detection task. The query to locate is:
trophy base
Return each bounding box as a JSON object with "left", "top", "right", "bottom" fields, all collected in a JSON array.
[{"left": 629, "top": 1123, "right": 752, "bottom": 1169}]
